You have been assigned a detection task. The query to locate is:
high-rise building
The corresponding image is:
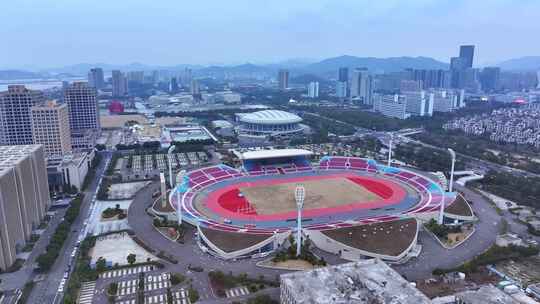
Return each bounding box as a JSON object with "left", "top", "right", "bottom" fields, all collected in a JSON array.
[
  {"left": 537, "top": 71, "right": 540, "bottom": 89},
  {"left": 0, "top": 85, "right": 45, "bottom": 145},
  {"left": 31, "top": 101, "right": 72, "bottom": 158},
  {"left": 350, "top": 68, "right": 373, "bottom": 105},
  {"left": 191, "top": 79, "right": 200, "bottom": 95},
  {"left": 64, "top": 82, "right": 100, "bottom": 150},
  {"left": 170, "top": 77, "right": 179, "bottom": 93},
  {"left": 400, "top": 80, "right": 423, "bottom": 92},
  {"left": 335, "top": 82, "right": 347, "bottom": 98},
  {"left": 87, "top": 68, "right": 105, "bottom": 89},
  {"left": 480, "top": 67, "right": 501, "bottom": 92},
  {"left": 307, "top": 82, "right": 319, "bottom": 98},
  {"left": 432, "top": 90, "right": 465, "bottom": 112},
  {"left": 407, "top": 69, "right": 449, "bottom": 89},
  {"left": 112, "top": 70, "right": 128, "bottom": 97},
  {"left": 278, "top": 69, "right": 289, "bottom": 90},
  {"left": 127, "top": 71, "right": 144, "bottom": 84},
  {"left": 373, "top": 94, "right": 409, "bottom": 119},
  {"left": 338, "top": 67, "right": 349, "bottom": 83},
  {"left": 0, "top": 145, "right": 50, "bottom": 270},
  {"left": 404, "top": 91, "right": 434, "bottom": 117},
  {"left": 459, "top": 45, "right": 475, "bottom": 69},
  {"left": 151, "top": 70, "right": 160, "bottom": 84}
]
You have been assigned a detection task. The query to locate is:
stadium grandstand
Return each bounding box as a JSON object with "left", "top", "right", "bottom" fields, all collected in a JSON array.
[{"left": 170, "top": 149, "right": 475, "bottom": 261}]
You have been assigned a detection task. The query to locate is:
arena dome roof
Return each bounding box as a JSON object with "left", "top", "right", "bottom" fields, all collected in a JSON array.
[{"left": 237, "top": 110, "right": 302, "bottom": 125}]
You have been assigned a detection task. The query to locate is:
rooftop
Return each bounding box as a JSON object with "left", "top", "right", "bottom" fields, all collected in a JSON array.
[
  {"left": 239, "top": 148, "right": 313, "bottom": 160},
  {"left": 454, "top": 285, "right": 514, "bottom": 304},
  {"left": 0, "top": 145, "right": 42, "bottom": 172},
  {"left": 236, "top": 110, "right": 302, "bottom": 125},
  {"left": 199, "top": 227, "right": 272, "bottom": 253},
  {"left": 280, "top": 259, "right": 431, "bottom": 304},
  {"left": 321, "top": 218, "right": 418, "bottom": 257}
]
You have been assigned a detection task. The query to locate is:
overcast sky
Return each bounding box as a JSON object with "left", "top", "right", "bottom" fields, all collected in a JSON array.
[{"left": 1, "top": 0, "right": 539, "bottom": 69}]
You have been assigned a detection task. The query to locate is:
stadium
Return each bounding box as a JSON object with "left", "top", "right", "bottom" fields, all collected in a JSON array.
[
  {"left": 235, "top": 110, "right": 304, "bottom": 139},
  {"left": 169, "top": 149, "right": 474, "bottom": 262}
]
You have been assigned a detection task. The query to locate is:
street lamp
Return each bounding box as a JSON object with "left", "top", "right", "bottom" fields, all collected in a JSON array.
[
  {"left": 448, "top": 148, "right": 456, "bottom": 193},
  {"left": 295, "top": 185, "right": 305, "bottom": 257},
  {"left": 387, "top": 133, "right": 394, "bottom": 167}
]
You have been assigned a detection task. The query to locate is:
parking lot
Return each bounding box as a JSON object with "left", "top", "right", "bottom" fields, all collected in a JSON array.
[{"left": 126, "top": 152, "right": 209, "bottom": 174}]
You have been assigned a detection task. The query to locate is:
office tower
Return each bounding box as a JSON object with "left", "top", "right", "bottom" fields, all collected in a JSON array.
[
  {"left": 537, "top": 71, "right": 540, "bottom": 89},
  {"left": 0, "top": 145, "right": 50, "bottom": 270},
  {"left": 459, "top": 45, "right": 475, "bottom": 68},
  {"left": 278, "top": 69, "right": 289, "bottom": 90},
  {"left": 112, "top": 70, "right": 128, "bottom": 97},
  {"left": 338, "top": 67, "right": 349, "bottom": 83},
  {"left": 335, "top": 82, "right": 347, "bottom": 98},
  {"left": 481, "top": 67, "right": 501, "bottom": 92},
  {"left": 372, "top": 94, "right": 409, "bottom": 119},
  {"left": 64, "top": 82, "right": 100, "bottom": 150},
  {"left": 0, "top": 85, "right": 45, "bottom": 145},
  {"left": 404, "top": 91, "right": 434, "bottom": 117},
  {"left": 191, "top": 79, "right": 200, "bottom": 95},
  {"left": 350, "top": 68, "right": 373, "bottom": 105},
  {"left": 31, "top": 101, "right": 72, "bottom": 158},
  {"left": 307, "top": 82, "right": 319, "bottom": 98},
  {"left": 169, "top": 77, "right": 179, "bottom": 93},
  {"left": 87, "top": 68, "right": 105, "bottom": 89}
]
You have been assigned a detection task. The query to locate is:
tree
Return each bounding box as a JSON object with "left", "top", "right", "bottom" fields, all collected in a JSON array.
[
  {"left": 96, "top": 257, "right": 107, "bottom": 272},
  {"left": 166, "top": 288, "right": 173, "bottom": 304},
  {"left": 107, "top": 282, "right": 118, "bottom": 295},
  {"left": 127, "top": 253, "right": 136, "bottom": 265}
]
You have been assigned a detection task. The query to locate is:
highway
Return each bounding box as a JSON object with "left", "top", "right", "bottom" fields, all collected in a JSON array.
[{"left": 26, "top": 152, "right": 111, "bottom": 304}]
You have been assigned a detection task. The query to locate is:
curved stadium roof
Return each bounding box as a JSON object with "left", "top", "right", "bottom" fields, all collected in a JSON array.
[{"left": 238, "top": 110, "right": 302, "bottom": 125}]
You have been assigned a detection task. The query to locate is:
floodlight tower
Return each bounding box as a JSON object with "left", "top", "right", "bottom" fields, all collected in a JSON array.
[
  {"left": 167, "top": 145, "right": 175, "bottom": 189},
  {"left": 437, "top": 182, "right": 446, "bottom": 225},
  {"left": 295, "top": 185, "right": 306, "bottom": 257},
  {"left": 387, "top": 133, "right": 394, "bottom": 167},
  {"left": 448, "top": 148, "right": 456, "bottom": 193}
]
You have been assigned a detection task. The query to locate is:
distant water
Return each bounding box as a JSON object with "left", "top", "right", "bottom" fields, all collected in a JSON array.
[{"left": 0, "top": 77, "right": 85, "bottom": 91}]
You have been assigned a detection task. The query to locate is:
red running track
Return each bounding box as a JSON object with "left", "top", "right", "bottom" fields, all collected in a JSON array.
[{"left": 204, "top": 172, "right": 407, "bottom": 221}]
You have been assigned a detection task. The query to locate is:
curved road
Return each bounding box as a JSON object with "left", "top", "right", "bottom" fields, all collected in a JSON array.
[{"left": 127, "top": 180, "right": 501, "bottom": 299}]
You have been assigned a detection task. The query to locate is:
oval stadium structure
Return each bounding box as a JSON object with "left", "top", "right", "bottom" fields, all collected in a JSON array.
[
  {"left": 169, "top": 149, "right": 474, "bottom": 262},
  {"left": 235, "top": 110, "right": 304, "bottom": 138}
]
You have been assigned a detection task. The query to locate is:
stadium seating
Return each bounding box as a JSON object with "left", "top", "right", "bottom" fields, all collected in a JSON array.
[{"left": 175, "top": 156, "right": 448, "bottom": 234}]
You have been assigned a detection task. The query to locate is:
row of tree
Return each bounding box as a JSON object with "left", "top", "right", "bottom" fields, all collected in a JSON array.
[{"left": 36, "top": 195, "right": 84, "bottom": 271}]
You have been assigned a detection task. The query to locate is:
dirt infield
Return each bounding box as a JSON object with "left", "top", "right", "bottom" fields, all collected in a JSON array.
[{"left": 239, "top": 177, "right": 381, "bottom": 215}]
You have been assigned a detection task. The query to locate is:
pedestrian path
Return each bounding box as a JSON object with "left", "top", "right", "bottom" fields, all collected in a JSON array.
[
  {"left": 100, "top": 265, "right": 154, "bottom": 279},
  {"left": 225, "top": 286, "right": 250, "bottom": 298},
  {"left": 78, "top": 281, "right": 96, "bottom": 304}
]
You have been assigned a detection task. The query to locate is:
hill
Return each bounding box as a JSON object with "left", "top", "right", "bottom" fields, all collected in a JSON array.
[
  {"left": 497, "top": 56, "right": 540, "bottom": 71},
  {"left": 301, "top": 55, "right": 448, "bottom": 76}
]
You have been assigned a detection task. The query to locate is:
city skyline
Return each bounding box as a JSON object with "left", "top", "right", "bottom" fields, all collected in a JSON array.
[{"left": 1, "top": 0, "right": 540, "bottom": 68}]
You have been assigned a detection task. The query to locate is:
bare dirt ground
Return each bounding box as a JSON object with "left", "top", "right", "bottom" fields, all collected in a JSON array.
[{"left": 240, "top": 177, "right": 381, "bottom": 215}]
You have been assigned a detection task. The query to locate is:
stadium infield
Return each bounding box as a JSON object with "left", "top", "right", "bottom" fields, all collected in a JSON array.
[
  {"left": 240, "top": 177, "right": 381, "bottom": 215},
  {"left": 202, "top": 172, "right": 408, "bottom": 221}
]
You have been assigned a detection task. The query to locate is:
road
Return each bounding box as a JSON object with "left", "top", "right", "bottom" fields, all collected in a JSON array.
[
  {"left": 26, "top": 151, "right": 111, "bottom": 304},
  {"left": 394, "top": 184, "right": 501, "bottom": 280}
]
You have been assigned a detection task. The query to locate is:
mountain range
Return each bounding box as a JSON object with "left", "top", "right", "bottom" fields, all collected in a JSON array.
[
  {"left": 496, "top": 56, "right": 540, "bottom": 71},
  {"left": 1, "top": 55, "right": 539, "bottom": 81}
]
